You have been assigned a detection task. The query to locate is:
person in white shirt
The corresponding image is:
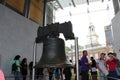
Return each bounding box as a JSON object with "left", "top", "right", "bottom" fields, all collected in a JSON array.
[
  {"left": 96, "top": 53, "right": 108, "bottom": 80},
  {"left": 43, "top": 68, "right": 49, "bottom": 80}
]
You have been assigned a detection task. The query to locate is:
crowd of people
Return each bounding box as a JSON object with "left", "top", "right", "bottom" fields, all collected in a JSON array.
[
  {"left": 73, "top": 50, "right": 120, "bottom": 80},
  {"left": 11, "top": 50, "right": 120, "bottom": 80},
  {"left": 11, "top": 55, "right": 73, "bottom": 80}
]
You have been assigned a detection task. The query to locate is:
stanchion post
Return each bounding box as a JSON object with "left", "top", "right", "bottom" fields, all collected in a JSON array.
[
  {"left": 75, "top": 37, "right": 79, "bottom": 80},
  {"left": 32, "top": 42, "right": 37, "bottom": 80}
]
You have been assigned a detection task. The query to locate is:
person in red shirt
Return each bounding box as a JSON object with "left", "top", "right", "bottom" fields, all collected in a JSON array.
[{"left": 106, "top": 52, "right": 119, "bottom": 80}]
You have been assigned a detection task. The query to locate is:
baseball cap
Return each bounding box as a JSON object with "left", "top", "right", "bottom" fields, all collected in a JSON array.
[{"left": 107, "top": 52, "right": 113, "bottom": 55}]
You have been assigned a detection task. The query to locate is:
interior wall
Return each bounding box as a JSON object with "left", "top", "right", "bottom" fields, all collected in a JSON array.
[
  {"left": 112, "top": 10, "right": 120, "bottom": 58},
  {"left": 0, "top": 4, "right": 43, "bottom": 78}
]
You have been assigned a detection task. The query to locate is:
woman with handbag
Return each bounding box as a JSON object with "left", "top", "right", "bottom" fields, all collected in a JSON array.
[{"left": 90, "top": 57, "right": 97, "bottom": 80}]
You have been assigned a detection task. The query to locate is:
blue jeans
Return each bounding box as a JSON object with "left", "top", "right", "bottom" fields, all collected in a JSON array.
[
  {"left": 100, "top": 72, "right": 106, "bottom": 80},
  {"left": 14, "top": 71, "right": 21, "bottom": 80},
  {"left": 108, "top": 71, "right": 119, "bottom": 80}
]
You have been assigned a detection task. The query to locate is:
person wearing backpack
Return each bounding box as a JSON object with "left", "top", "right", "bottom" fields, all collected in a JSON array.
[
  {"left": 90, "top": 57, "right": 97, "bottom": 80},
  {"left": 12, "top": 55, "right": 21, "bottom": 80}
]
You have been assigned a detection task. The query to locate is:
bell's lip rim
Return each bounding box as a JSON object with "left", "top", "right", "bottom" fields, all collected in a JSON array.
[{"left": 34, "top": 63, "right": 73, "bottom": 68}]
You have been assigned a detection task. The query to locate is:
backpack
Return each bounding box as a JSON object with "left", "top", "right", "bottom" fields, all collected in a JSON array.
[{"left": 12, "top": 62, "right": 17, "bottom": 72}]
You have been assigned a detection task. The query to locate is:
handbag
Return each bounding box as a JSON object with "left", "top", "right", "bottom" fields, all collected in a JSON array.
[{"left": 91, "top": 67, "right": 97, "bottom": 72}]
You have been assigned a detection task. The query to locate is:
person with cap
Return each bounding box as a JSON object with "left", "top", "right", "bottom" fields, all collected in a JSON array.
[
  {"left": 96, "top": 53, "right": 108, "bottom": 80},
  {"left": 106, "top": 52, "right": 119, "bottom": 80}
]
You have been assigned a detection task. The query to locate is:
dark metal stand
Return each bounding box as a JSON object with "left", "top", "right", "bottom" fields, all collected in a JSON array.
[{"left": 32, "top": 0, "right": 47, "bottom": 80}]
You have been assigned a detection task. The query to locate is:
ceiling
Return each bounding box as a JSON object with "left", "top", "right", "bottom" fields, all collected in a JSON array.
[{"left": 48, "top": 0, "right": 102, "bottom": 10}]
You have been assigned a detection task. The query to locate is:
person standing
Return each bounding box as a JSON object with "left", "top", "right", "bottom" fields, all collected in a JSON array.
[
  {"left": 63, "top": 60, "right": 72, "bottom": 80},
  {"left": 43, "top": 68, "right": 49, "bottom": 80},
  {"left": 20, "top": 58, "right": 28, "bottom": 80},
  {"left": 106, "top": 52, "right": 119, "bottom": 80},
  {"left": 29, "top": 61, "right": 33, "bottom": 80},
  {"left": 12, "top": 55, "right": 21, "bottom": 80},
  {"left": 37, "top": 68, "right": 44, "bottom": 80},
  {"left": 48, "top": 68, "right": 54, "bottom": 80},
  {"left": 96, "top": 53, "right": 108, "bottom": 80},
  {"left": 90, "top": 57, "right": 97, "bottom": 80},
  {"left": 80, "top": 50, "right": 90, "bottom": 80},
  {"left": 63, "top": 67, "right": 72, "bottom": 80},
  {"left": 54, "top": 68, "right": 61, "bottom": 80}
]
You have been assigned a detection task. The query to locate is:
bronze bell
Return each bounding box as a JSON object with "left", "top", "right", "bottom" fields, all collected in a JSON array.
[{"left": 35, "top": 37, "right": 73, "bottom": 68}]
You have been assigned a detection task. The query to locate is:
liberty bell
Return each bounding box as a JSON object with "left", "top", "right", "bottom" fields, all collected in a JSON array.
[
  {"left": 35, "top": 21, "right": 75, "bottom": 68},
  {"left": 35, "top": 37, "right": 73, "bottom": 68}
]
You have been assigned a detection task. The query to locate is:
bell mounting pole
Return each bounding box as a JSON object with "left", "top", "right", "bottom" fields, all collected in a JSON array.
[
  {"left": 32, "top": 0, "right": 47, "bottom": 80},
  {"left": 42, "top": 0, "right": 47, "bottom": 26},
  {"left": 32, "top": 41, "right": 37, "bottom": 80},
  {"left": 75, "top": 37, "right": 79, "bottom": 80}
]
